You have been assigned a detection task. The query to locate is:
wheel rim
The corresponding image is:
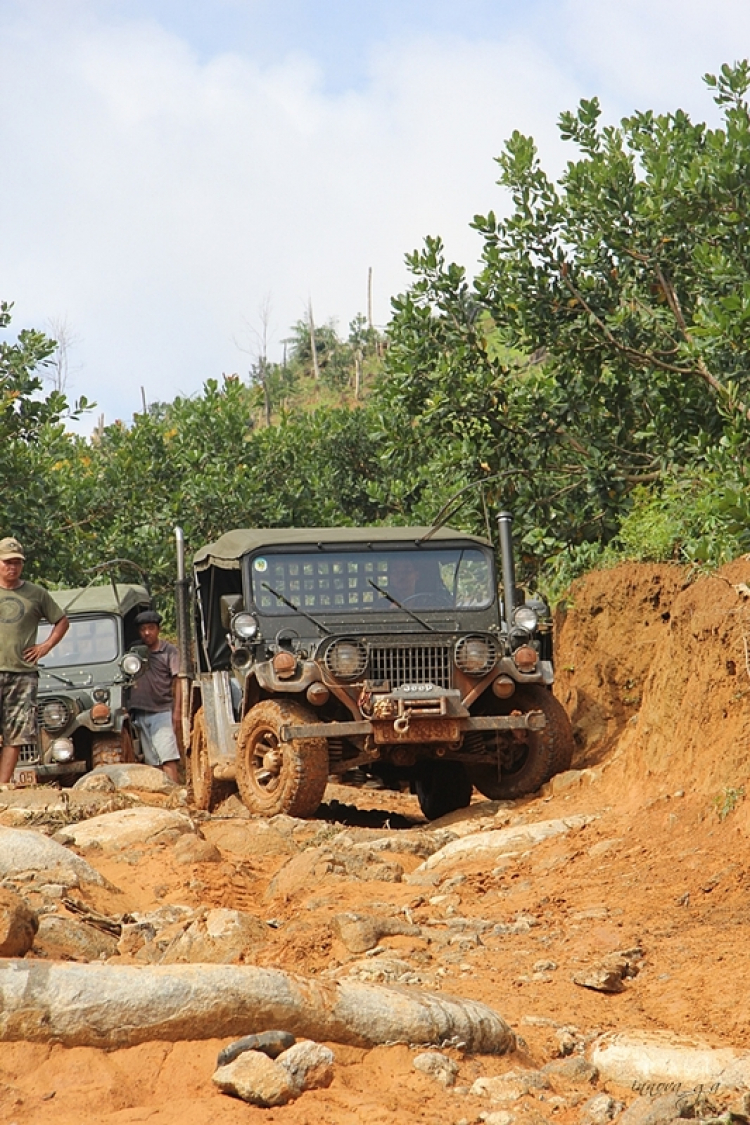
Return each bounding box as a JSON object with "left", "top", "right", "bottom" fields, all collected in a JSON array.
[
  {"left": 247, "top": 724, "right": 285, "bottom": 797},
  {"left": 501, "top": 737, "right": 532, "bottom": 776}
]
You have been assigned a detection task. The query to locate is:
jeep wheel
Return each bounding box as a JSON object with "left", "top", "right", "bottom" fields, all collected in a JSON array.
[
  {"left": 91, "top": 727, "right": 135, "bottom": 769},
  {"left": 467, "top": 685, "right": 570, "bottom": 800},
  {"left": 536, "top": 687, "right": 574, "bottom": 781},
  {"left": 414, "top": 760, "right": 472, "bottom": 820},
  {"left": 188, "top": 708, "right": 214, "bottom": 811},
  {"left": 236, "top": 699, "right": 329, "bottom": 818}
]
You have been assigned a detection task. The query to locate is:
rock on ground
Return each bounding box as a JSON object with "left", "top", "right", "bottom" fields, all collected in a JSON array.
[
  {"left": 276, "top": 1039, "right": 335, "bottom": 1093},
  {"left": 0, "top": 827, "right": 109, "bottom": 888},
  {"left": 34, "top": 914, "right": 118, "bottom": 962},
  {"left": 412, "top": 1050, "right": 459, "bottom": 1087},
  {"left": 159, "top": 907, "right": 269, "bottom": 964},
  {"left": 212, "top": 1049, "right": 296, "bottom": 1107},
  {"left": 73, "top": 764, "right": 176, "bottom": 794},
  {"left": 416, "top": 815, "right": 596, "bottom": 872},
  {"left": 0, "top": 888, "right": 38, "bottom": 956},
  {"left": 589, "top": 1030, "right": 750, "bottom": 1090},
  {"left": 0, "top": 959, "right": 516, "bottom": 1053},
  {"left": 59, "top": 807, "right": 194, "bottom": 850}
]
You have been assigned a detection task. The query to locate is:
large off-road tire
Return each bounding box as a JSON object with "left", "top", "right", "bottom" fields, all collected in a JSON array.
[
  {"left": 236, "top": 699, "right": 329, "bottom": 818},
  {"left": 414, "top": 760, "right": 472, "bottom": 820},
  {"left": 91, "top": 727, "right": 134, "bottom": 769},
  {"left": 187, "top": 708, "right": 213, "bottom": 811},
  {"left": 536, "top": 686, "right": 574, "bottom": 781},
  {"left": 467, "top": 685, "right": 570, "bottom": 800}
]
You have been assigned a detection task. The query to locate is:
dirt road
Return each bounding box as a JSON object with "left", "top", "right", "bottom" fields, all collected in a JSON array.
[{"left": 1, "top": 560, "right": 749, "bottom": 1123}]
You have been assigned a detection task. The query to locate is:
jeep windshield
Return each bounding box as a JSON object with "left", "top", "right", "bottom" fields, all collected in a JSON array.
[
  {"left": 37, "top": 614, "right": 120, "bottom": 667},
  {"left": 248, "top": 546, "right": 494, "bottom": 615}
]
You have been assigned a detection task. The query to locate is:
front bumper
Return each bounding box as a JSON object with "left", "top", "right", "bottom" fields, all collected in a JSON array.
[{"left": 280, "top": 710, "right": 546, "bottom": 744}]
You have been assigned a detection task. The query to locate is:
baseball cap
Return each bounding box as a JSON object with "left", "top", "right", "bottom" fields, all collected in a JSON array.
[
  {"left": 135, "top": 609, "right": 163, "bottom": 626},
  {"left": 0, "top": 537, "right": 25, "bottom": 561}
]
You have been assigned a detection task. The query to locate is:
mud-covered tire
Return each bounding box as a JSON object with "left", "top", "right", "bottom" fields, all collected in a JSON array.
[
  {"left": 467, "top": 685, "right": 569, "bottom": 800},
  {"left": 187, "top": 708, "right": 212, "bottom": 811},
  {"left": 534, "top": 687, "right": 574, "bottom": 780},
  {"left": 415, "top": 760, "right": 472, "bottom": 820},
  {"left": 91, "top": 729, "right": 133, "bottom": 769},
  {"left": 236, "top": 699, "right": 329, "bottom": 818}
]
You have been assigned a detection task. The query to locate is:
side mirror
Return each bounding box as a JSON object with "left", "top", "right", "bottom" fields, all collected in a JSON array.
[{"left": 220, "top": 594, "right": 244, "bottom": 630}]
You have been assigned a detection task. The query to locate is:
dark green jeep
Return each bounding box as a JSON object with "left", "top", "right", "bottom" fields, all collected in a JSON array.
[
  {"left": 177, "top": 515, "right": 573, "bottom": 820},
  {"left": 14, "top": 582, "right": 152, "bottom": 785}
]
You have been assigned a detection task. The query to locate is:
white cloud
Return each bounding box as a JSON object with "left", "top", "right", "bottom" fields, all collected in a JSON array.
[{"left": 0, "top": 1, "right": 746, "bottom": 431}]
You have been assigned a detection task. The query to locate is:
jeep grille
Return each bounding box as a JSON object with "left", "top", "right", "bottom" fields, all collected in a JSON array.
[
  {"left": 18, "top": 744, "right": 40, "bottom": 765},
  {"left": 368, "top": 643, "right": 453, "bottom": 689}
]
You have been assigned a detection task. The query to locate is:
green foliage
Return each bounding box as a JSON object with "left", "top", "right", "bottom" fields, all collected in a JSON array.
[
  {"left": 9, "top": 64, "right": 750, "bottom": 617},
  {"left": 0, "top": 302, "right": 93, "bottom": 578},
  {"left": 373, "top": 63, "right": 750, "bottom": 594},
  {"left": 712, "top": 785, "right": 745, "bottom": 821}
]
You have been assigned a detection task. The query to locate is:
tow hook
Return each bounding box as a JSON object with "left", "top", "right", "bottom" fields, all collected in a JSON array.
[{"left": 393, "top": 714, "right": 411, "bottom": 735}]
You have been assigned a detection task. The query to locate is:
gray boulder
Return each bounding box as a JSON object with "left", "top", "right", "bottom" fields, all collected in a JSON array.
[
  {"left": 0, "top": 827, "right": 108, "bottom": 888},
  {"left": 277, "top": 1039, "right": 335, "bottom": 1093},
  {"left": 159, "top": 908, "right": 269, "bottom": 964},
  {"left": 0, "top": 959, "right": 516, "bottom": 1053},
  {"left": 213, "top": 1050, "right": 296, "bottom": 1106},
  {"left": 412, "top": 1050, "right": 459, "bottom": 1087},
  {"left": 60, "top": 807, "right": 194, "bottom": 851},
  {"left": 73, "top": 764, "right": 175, "bottom": 794},
  {"left": 34, "top": 915, "right": 118, "bottom": 961}
]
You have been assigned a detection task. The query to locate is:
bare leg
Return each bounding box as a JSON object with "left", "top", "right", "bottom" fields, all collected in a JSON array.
[
  {"left": 162, "top": 760, "right": 180, "bottom": 784},
  {"left": 0, "top": 745, "right": 20, "bottom": 784}
]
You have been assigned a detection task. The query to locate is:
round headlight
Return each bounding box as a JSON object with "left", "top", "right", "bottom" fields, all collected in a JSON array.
[
  {"left": 121, "top": 652, "right": 143, "bottom": 677},
  {"left": 455, "top": 635, "right": 499, "bottom": 676},
  {"left": 40, "top": 698, "right": 70, "bottom": 732},
  {"left": 513, "top": 605, "right": 539, "bottom": 631},
  {"left": 324, "top": 638, "right": 368, "bottom": 680},
  {"left": 50, "top": 737, "right": 75, "bottom": 762},
  {"left": 232, "top": 612, "right": 259, "bottom": 640}
]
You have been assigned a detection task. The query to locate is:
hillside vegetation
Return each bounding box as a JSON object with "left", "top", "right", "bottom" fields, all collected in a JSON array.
[{"left": 3, "top": 63, "right": 750, "bottom": 608}]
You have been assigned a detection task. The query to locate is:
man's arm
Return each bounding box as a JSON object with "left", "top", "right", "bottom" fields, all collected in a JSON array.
[
  {"left": 23, "top": 616, "right": 70, "bottom": 665},
  {"left": 171, "top": 675, "right": 183, "bottom": 751}
]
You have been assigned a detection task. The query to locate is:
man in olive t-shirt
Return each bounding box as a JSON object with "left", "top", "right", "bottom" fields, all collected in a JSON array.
[{"left": 0, "top": 537, "right": 69, "bottom": 784}]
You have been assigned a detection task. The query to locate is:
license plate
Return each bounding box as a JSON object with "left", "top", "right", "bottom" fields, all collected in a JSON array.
[
  {"left": 373, "top": 719, "right": 460, "bottom": 744},
  {"left": 12, "top": 766, "right": 38, "bottom": 787}
]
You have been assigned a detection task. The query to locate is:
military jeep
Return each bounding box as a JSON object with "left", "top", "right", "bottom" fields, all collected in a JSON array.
[
  {"left": 14, "top": 582, "right": 152, "bottom": 785},
  {"left": 177, "top": 514, "right": 573, "bottom": 820}
]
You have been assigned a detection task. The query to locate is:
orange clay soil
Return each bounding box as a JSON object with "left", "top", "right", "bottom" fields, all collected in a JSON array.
[{"left": 2, "top": 559, "right": 750, "bottom": 1124}]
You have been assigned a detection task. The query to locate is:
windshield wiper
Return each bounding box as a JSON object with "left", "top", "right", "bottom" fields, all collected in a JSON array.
[
  {"left": 261, "top": 583, "right": 331, "bottom": 636},
  {"left": 367, "top": 579, "right": 435, "bottom": 632},
  {"left": 38, "top": 668, "right": 76, "bottom": 687}
]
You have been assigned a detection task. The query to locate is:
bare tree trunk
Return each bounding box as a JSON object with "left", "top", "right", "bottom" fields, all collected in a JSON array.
[
  {"left": 367, "top": 267, "right": 373, "bottom": 331},
  {"left": 45, "top": 316, "right": 81, "bottom": 394},
  {"left": 354, "top": 348, "right": 363, "bottom": 399},
  {"left": 308, "top": 301, "right": 321, "bottom": 380}
]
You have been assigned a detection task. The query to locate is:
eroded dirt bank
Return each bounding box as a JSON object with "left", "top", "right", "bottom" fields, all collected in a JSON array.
[{"left": 2, "top": 560, "right": 750, "bottom": 1124}]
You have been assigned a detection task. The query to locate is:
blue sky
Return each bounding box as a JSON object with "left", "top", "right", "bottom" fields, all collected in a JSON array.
[{"left": 1, "top": 0, "right": 749, "bottom": 432}]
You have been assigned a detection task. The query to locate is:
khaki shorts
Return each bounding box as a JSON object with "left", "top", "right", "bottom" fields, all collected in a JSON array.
[{"left": 0, "top": 672, "right": 38, "bottom": 746}]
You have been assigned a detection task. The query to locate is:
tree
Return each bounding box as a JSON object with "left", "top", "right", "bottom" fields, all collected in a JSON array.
[
  {"left": 375, "top": 63, "right": 750, "bottom": 582},
  {"left": 0, "top": 302, "right": 92, "bottom": 579}
]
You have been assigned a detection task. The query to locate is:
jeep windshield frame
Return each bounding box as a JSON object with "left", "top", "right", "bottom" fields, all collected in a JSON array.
[
  {"left": 244, "top": 544, "right": 496, "bottom": 619},
  {"left": 37, "top": 614, "right": 121, "bottom": 668}
]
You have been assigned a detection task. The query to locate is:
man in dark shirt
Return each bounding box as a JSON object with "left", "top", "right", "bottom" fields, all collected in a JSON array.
[{"left": 127, "top": 610, "right": 181, "bottom": 783}]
